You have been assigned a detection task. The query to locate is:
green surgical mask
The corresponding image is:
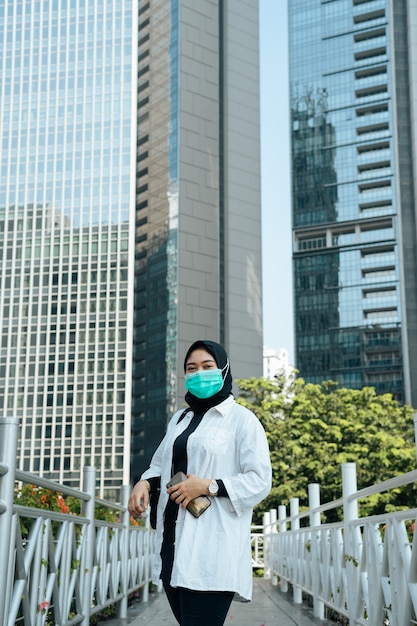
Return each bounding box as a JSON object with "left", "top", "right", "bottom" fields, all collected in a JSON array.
[{"left": 185, "top": 364, "right": 228, "bottom": 399}]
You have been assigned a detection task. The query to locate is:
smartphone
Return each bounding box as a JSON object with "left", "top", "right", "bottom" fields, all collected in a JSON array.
[
  {"left": 166, "top": 472, "right": 211, "bottom": 518},
  {"left": 166, "top": 471, "right": 187, "bottom": 489}
]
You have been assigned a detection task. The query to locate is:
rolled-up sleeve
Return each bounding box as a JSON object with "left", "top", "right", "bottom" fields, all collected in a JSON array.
[{"left": 223, "top": 410, "right": 272, "bottom": 516}]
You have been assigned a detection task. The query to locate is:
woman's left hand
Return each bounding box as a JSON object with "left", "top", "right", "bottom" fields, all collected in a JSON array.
[{"left": 167, "top": 474, "right": 211, "bottom": 508}]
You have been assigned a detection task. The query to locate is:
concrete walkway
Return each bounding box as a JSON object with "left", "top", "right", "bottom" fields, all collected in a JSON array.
[{"left": 104, "top": 578, "right": 332, "bottom": 626}]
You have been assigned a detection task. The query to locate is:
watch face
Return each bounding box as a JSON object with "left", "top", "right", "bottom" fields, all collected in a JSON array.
[{"left": 209, "top": 481, "right": 218, "bottom": 495}]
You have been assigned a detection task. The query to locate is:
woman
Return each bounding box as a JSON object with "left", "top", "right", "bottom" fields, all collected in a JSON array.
[{"left": 128, "top": 340, "right": 272, "bottom": 626}]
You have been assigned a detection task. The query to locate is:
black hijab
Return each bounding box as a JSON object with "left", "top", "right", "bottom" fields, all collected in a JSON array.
[{"left": 183, "top": 340, "right": 233, "bottom": 411}]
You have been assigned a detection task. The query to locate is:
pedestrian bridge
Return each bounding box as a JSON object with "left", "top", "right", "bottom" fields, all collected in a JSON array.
[
  {"left": 2, "top": 416, "right": 417, "bottom": 626},
  {"left": 109, "top": 576, "right": 326, "bottom": 626}
]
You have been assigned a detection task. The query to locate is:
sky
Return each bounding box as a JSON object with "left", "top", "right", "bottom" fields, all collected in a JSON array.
[{"left": 259, "top": 0, "right": 294, "bottom": 362}]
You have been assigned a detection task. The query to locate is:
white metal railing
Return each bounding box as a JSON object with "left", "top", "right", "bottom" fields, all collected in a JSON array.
[
  {"left": 250, "top": 524, "right": 264, "bottom": 569},
  {"left": 0, "top": 417, "right": 156, "bottom": 626},
  {"left": 9, "top": 413, "right": 417, "bottom": 625},
  {"left": 263, "top": 462, "right": 417, "bottom": 625}
]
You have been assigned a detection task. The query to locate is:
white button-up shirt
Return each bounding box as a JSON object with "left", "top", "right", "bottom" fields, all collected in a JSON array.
[{"left": 141, "top": 396, "right": 272, "bottom": 602}]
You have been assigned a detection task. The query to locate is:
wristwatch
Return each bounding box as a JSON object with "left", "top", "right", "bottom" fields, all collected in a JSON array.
[{"left": 208, "top": 479, "right": 219, "bottom": 496}]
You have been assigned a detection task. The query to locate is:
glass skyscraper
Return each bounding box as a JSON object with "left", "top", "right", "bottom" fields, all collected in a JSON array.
[
  {"left": 290, "top": 0, "right": 417, "bottom": 406},
  {"left": 0, "top": 0, "right": 263, "bottom": 496}
]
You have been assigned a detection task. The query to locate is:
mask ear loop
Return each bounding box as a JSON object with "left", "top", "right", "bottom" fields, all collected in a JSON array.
[{"left": 221, "top": 360, "right": 230, "bottom": 379}]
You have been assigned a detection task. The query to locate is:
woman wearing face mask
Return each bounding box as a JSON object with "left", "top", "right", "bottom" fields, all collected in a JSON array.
[{"left": 128, "top": 340, "right": 272, "bottom": 626}]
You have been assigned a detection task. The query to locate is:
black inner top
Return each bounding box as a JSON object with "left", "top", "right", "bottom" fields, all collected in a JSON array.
[{"left": 172, "top": 410, "right": 205, "bottom": 475}]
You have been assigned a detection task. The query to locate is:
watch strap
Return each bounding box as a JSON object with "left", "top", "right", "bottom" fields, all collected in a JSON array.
[{"left": 216, "top": 479, "right": 228, "bottom": 497}]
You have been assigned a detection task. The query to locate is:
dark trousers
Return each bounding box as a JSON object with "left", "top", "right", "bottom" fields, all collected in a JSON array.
[{"left": 162, "top": 580, "right": 234, "bottom": 626}]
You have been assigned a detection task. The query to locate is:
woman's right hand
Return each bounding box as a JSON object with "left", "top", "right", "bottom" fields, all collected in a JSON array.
[{"left": 127, "top": 480, "right": 150, "bottom": 516}]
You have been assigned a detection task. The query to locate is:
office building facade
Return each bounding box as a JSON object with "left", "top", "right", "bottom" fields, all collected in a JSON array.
[
  {"left": 0, "top": 0, "right": 262, "bottom": 496},
  {"left": 290, "top": 0, "right": 417, "bottom": 406}
]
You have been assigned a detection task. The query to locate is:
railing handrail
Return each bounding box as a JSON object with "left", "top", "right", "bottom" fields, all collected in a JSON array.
[
  {"left": 15, "top": 467, "right": 91, "bottom": 501},
  {"left": 95, "top": 497, "right": 126, "bottom": 512},
  {"left": 13, "top": 503, "right": 90, "bottom": 524},
  {"left": 349, "top": 467, "right": 417, "bottom": 502}
]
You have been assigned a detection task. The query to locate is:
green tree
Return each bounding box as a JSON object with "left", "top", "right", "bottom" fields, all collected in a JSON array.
[{"left": 237, "top": 374, "right": 417, "bottom": 522}]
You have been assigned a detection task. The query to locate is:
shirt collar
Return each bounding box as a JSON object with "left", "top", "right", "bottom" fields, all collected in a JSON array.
[{"left": 211, "top": 395, "right": 234, "bottom": 416}]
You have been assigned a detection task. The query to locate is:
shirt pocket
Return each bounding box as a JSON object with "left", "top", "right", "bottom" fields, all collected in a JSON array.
[{"left": 203, "top": 428, "right": 232, "bottom": 455}]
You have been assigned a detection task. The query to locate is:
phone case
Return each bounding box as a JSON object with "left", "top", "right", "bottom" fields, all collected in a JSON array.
[
  {"left": 186, "top": 495, "right": 211, "bottom": 518},
  {"left": 166, "top": 471, "right": 187, "bottom": 489},
  {"left": 166, "top": 472, "right": 212, "bottom": 518}
]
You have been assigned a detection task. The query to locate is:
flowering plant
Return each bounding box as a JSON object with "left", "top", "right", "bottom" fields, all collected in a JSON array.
[
  {"left": 15, "top": 484, "right": 70, "bottom": 512},
  {"left": 15, "top": 484, "right": 74, "bottom": 537}
]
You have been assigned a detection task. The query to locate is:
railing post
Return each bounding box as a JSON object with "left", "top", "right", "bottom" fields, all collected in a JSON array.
[
  {"left": 0, "top": 417, "right": 19, "bottom": 626},
  {"left": 309, "top": 483, "right": 324, "bottom": 619},
  {"left": 81, "top": 466, "right": 96, "bottom": 626},
  {"left": 269, "top": 508, "right": 277, "bottom": 532},
  {"left": 269, "top": 509, "right": 278, "bottom": 586},
  {"left": 342, "top": 462, "right": 359, "bottom": 625},
  {"left": 278, "top": 504, "right": 288, "bottom": 592},
  {"left": 290, "top": 497, "right": 302, "bottom": 604},
  {"left": 142, "top": 510, "right": 150, "bottom": 601},
  {"left": 263, "top": 511, "right": 271, "bottom": 580},
  {"left": 118, "top": 485, "right": 130, "bottom": 618}
]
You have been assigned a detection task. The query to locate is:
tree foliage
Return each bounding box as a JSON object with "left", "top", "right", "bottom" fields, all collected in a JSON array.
[{"left": 237, "top": 373, "right": 417, "bottom": 522}]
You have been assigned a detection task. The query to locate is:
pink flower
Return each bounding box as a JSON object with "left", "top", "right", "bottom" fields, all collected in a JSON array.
[{"left": 38, "top": 600, "right": 49, "bottom": 613}]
